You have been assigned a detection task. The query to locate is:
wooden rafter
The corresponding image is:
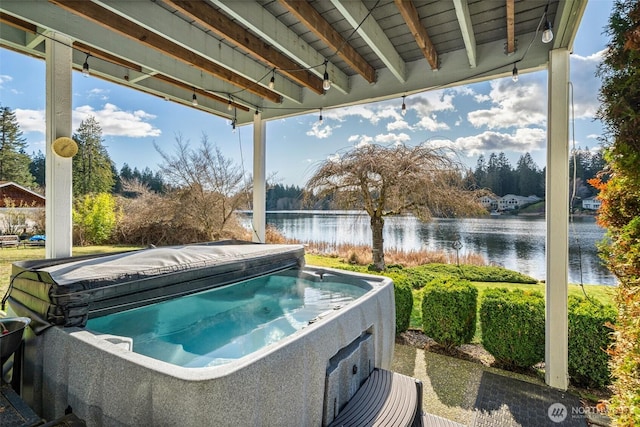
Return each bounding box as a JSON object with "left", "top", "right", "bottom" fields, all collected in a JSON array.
[
  {"left": 49, "top": 0, "right": 282, "bottom": 104},
  {"left": 394, "top": 0, "right": 438, "bottom": 70},
  {"left": 278, "top": 0, "right": 376, "bottom": 84},
  {"left": 0, "top": 12, "right": 37, "bottom": 34},
  {"left": 164, "top": 0, "right": 324, "bottom": 95},
  {"left": 71, "top": 42, "right": 242, "bottom": 110},
  {"left": 506, "top": 0, "right": 516, "bottom": 55},
  {"left": 73, "top": 41, "right": 142, "bottom": 72}
]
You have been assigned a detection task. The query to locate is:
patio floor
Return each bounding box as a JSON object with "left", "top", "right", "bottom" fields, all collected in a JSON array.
[{"left": 392, "top": 343, "right": 598, "bottom": 427}]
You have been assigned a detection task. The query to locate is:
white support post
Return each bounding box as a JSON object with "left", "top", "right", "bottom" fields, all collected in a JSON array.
[
  {"left": 545, "top": 48, "right": 570, "bottom": 390},
  {"left": 45, "top": 33, "right": 74, "bottom": 258},
  {"left": 252, "top": 111, "right": 266, "bottom": 243}
]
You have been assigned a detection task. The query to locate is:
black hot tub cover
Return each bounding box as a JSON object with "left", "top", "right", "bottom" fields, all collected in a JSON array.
[{"left": 7, "top": 241, "right": 305, "bottom": 334}]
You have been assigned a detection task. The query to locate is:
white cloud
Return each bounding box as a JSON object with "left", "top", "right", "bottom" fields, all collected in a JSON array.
[
  {"left": 15, "top": 109, "right": 46, "bottom": 133},
  {"left": 0, "top": 74, "right": 13, "bottom": 89},
  {"left": 306, "top": 121, "right": 333, "bottom": 139},
  {"left": 587, "top": 134, "right": 600, "bottom": 139},
  {"left": 74, "top": 103, "right": 161, "bottom": 137},
  {"left": 422, "top": 137, "right": 456, "bottom": 150},
  {"left": 387, "top": 118, "right": 410, "bottom": 131},
  {"left": 87, "top": 88, "right": 109, "bottom": 100},
  {"left": 569, "top": 49, "right": 605, "bottom": 120},
  {"left": 411, "top": 91, "right": 455, "bottom": 116},
  {"left": 415, "top": 114, "right": 450, "bottom": 131},
  {"left": 453, "top": 128, "right": 547, "bottom": 157},
  {"left": 348, "top": 134, "right": 373, "bottom": 148},
  {"left": 467, "top": 78, "right": 547, "bottom": 129},
  {"left": 374, "top": 132, "right": 411, "bottom": 145},
  {"left": 14, "top": 103, "right": 162, "bottom": 138}
]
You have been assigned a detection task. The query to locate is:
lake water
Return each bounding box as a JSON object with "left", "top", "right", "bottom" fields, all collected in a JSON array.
[{"left": 239, "top": 211, "right": 616, "bottom": 286}]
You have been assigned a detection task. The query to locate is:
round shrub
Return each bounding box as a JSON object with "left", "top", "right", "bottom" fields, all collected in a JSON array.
[
  {"left": 421, "top": 276, "right": 477, "bottom": 348},
  {"left": 568, "top": 296, "right": 616, "bottom": 388},
  {"left": 390, "top": 275, "right": 413, "bottom": 334},
  {"left": 480, "top": 288, "right": 544, "bottom": 369}
]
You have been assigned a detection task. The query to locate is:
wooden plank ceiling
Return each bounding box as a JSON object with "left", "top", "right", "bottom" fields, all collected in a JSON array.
[{"left": 0, "top": 0, "right": 586, "bottom": 125}]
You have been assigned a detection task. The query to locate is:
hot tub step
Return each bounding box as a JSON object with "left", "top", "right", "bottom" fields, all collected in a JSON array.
[{"left": 328, "top": 368, "right": 422, "bottom": 427}]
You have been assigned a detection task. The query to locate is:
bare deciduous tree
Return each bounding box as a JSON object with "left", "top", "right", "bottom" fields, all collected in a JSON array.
[
  {"left": 155, "top": 134, "right": 251, "bottom": 241},
  {"left": 306, "top": 143, "right": 486, "bottom": 270}
]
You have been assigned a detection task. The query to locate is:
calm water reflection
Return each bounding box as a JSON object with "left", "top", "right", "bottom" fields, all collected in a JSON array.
[{"left": 240, "top": 211, "right": 615, "bottom": 286}]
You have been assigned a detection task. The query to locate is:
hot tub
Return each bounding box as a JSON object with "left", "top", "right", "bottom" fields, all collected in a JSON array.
[{"left": 7, "top": 242, "right": 395, "bottom": 426}]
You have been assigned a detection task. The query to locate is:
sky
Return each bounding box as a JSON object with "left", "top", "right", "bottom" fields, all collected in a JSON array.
[{"left": 0, "top": 0, "right": 613, "bottom": 187}]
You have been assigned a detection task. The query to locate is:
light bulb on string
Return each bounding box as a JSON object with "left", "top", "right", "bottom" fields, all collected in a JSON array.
[
  {"left": 401, "top": 95, "right": 407, "bottom": 116},
  {"left": 269, "top": 69, "right": 276, "bottom": 89},
  {"left": 227, "top": 97, "right": 233, "bottom": 111},
  {"left": 322, "top": 61, "right": 331, "bottom": 91},
  {"left": 191, "top": 89, "right": 198, "bottom": 106},
  {"left": 512, "top": 63, "right": 519, "bottom": 82},
  {"left": 318, "top": 108, "right": 323, "bottom": 124},
  {"left": 82, "top": 54, "right": 90, "bottom": 77},
  {"left": 542, "top": 20, "right": 553, "bottom": 44}
]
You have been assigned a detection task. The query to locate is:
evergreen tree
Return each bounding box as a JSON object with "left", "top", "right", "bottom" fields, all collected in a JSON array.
[
  {"left": 72, "top": 116, "right": 115, "bottom": 196},
  {"left": 29, "top": 150, "right": 46, "bottom": 188},
  {"left": 0, "top": 105, "right": 36, "bottom": 187},
  {"left": 515, "top": 153, "right": 543, "bottom": 197},
  {"left": 473, "top": 155, "right": 487, "bottom": 189}
]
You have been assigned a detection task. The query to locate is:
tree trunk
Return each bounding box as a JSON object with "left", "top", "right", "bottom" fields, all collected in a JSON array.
[{"left": 370, "top": 214, "right": 385, "bottom": 271}]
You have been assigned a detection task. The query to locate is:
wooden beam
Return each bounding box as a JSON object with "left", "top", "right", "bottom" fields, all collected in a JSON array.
[
  {"left": 164, "top": 0, "right": 324, "bottom": 95},
  {"left": 210, "top": 0, "right": 350, "bottom": 94},
  {"left": 279, "top": 0, "right": 376, "bottom": 84},
  {"left": 153, "top": 74, "right": 250, "bottom": 112},
  {"left": 0, "top": 12, "right": 37, "bottom": 33},
  {"left": 73, "top": 41, "right": 142, "bottom": 72},
  {"left": 48, "top": 0, "right": 282, "bottom": 104},
  {"left": 394, "top": 0, "right": 438, "bottom": 70},
  {"left": 506, "top": 0, "right": 516, "bottom": 55}
]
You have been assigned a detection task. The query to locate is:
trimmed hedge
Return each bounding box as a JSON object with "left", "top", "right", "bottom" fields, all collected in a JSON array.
[
  {"left": 421, "top": 276, "right": 477, "bottom": 348},
  {"left": 480, "top": 288, "right": 545, "bottom": 368},
  {"left": 410, "top": 264, "right": 537, "bottom": 288},
  {"left": 568, "top": 296, "right": 616, "bottom": 388},
  {"left": 393, "top": 278, "right": 413, "bottom": 334}
]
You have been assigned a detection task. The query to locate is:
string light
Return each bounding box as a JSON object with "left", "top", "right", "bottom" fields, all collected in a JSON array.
[
  {"left": 191, "top": 88, "right": 198, "bottom": 106},
  {"left": 541, "top": 3, "right": 553, "bottom": 44},
  {"left": 322, "top": 61, "right": 331, "bottom": 91},
  {"left": 268, "top": 69, "right": 276, "bottom": 89},
  {"left": 82, "top": 53, "right": 90, "bottom": 77},
  {"left": 512, "top": 63, "right": 519, "bottom": 82},
  {"left": 401, "top": 95, "right": 407, "bottom": 116},
  {"left": 542, "top": 20, "right": 553, "bottom": 43},
  {"left": 227, "top": 96, "right": 233, "bottom": 111},
  {"left": 318, "top": 108, "right": 323, "bottom": 124}
]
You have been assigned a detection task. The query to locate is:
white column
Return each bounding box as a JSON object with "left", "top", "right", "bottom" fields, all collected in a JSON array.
[
  {"left": 545, "top": 48, "right": 570, "bottom": 390},
  {"left": 252, "top": 111, "right": 266, "bottom": 243},
  {"left": 45, "top": 33, "right": 74, "bottom": 258}
]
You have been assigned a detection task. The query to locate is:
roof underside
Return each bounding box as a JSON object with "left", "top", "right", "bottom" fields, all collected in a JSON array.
[{"left": 0, "top": 0, "right": 587, "bottom": 125}]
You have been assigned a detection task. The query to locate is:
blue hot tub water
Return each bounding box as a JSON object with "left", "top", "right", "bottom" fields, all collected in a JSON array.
[{"left": 86, "top": 270, "right": 368, "bottom": 367}]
